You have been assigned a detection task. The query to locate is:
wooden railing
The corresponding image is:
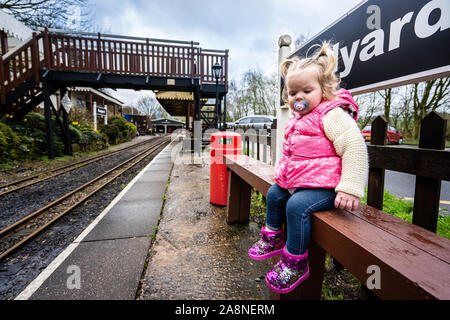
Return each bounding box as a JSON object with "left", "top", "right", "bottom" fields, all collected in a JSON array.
[
  {"left": 367, "top": 112, "right": 449, "bottom": 233},
  {"left": 0, "top": 33, "right": 41, "bottom": 104},
  {"left": 1, "top": 29, "right": 228, "bottom": 106},
  {"left": 199, "top": 49, "right": 228, "bottom": 85},
  {"left": 40, "top": 30, "right": 228, "bottom": 84},
  {"left": 228, "top": 119, "right": 277, "bottom": 165}
]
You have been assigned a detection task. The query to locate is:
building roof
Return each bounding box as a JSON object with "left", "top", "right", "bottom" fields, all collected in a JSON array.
[{"left": 70, "top": 87, "right": 124, "bottom": 106}]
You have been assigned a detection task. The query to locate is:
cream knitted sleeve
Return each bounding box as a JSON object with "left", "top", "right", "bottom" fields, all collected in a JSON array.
[{"left": 322, "top": 107, "right": 368, "bottom": 199}]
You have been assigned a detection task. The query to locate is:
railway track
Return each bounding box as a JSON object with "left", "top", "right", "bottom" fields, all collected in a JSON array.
[
  {"left": 0, "top": 137, "right": 170, "bottom": 261},
  {"left": 0, "top": 137, "right": 163, "bottom": 197}
]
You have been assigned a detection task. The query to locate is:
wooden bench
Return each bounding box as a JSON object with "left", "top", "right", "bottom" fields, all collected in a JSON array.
[{"left": 224, "top": 154, "right": 450, "bottom": 300}]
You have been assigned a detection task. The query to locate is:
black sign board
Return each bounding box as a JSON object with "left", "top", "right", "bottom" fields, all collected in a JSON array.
[
  {"left": 289, "top": 0, "right": 450, "bottom": 94},
  {"left": 96, "top": 106, "right": 107, "bottom": 116}
]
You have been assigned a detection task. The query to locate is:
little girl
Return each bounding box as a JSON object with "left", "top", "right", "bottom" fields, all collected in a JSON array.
[{"left": 248, "top": 42, "right": 368, "bottom": 294}]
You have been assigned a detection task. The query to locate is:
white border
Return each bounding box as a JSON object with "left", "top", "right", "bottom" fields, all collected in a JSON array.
[
  {"left": 15, "top": 141, "right": 174, "bottom": 300},
  {"left": 349, "top": 65, "right": 450, "bottom": 95}
]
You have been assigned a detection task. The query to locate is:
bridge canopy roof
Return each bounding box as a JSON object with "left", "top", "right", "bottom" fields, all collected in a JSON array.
[
  {"left": 156, "top": 91, "right": 195, "bottom": 101},
  {"left": 156, "top": 91, "right": 208, "bottom": 117}
]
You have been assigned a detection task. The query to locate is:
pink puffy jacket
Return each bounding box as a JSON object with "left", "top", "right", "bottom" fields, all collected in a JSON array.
[{"left": 274, "top": 89, "right": 358, "bottom": 189}]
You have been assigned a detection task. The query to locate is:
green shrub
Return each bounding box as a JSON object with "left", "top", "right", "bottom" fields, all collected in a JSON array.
[
  {"left": 79, "top": 130, "right": 108, "bottom": 151},
  {"left": 108, "top": 116, "right": 136, "bottom": 142},
  {"left": 69, "top": 125, "right": 82, "bottom": 144},
  {"left": 25, "top": 112, "right": 46, "bottom": 130},
  {"left": 0, "top": 122, "right": 20, "bottom": 162},
  {"left": 109, "top": 116, "right": 129, "bottom": 132},
  {"left": 77, "top": 124, "right": 95, "bottom": 132},
  {"left": 0, "top": 112, "right": 114, "bottom": 164},
  {"left": 126, "top": 122, "right": 137, "bottom": 139},
  {"left": 99, "top": 124, "right": 120, "bottom": 144}
]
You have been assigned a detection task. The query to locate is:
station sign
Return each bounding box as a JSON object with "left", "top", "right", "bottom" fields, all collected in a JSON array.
[
  {"left": 289, "top": 0, "right": 450, "bottom": 94},
  {"left": 96, "top": 106, "right": 107, "bottom": 116}
]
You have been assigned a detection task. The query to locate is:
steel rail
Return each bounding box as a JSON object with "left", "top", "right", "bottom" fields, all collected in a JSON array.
[
  {"left": 0, "top": 137, "right": 161, "bottom": 195},
  {"left": 0, "top": 138, "right": 170, "bottom": 261}
]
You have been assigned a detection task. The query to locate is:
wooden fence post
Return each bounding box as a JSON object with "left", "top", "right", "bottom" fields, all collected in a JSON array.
[
  {"left": 413, "top": 112, "right": 446, "bottom": 232},
  {"left": 97, "top": 32, "right": 102, "bottom": 72},
  {"left": 271, "top": 118, "right": 277, "bottom": 166},
  {"left": 43, "top": 28, "right": 51, "bottom": 69},
  {"left": 367, "top": 116, "right": 387, "bottom": 210},
  {"left": 226, "top": 170, "right": 251, "bottom": 224},
  {"left": 246, "top": 127, "right": 250, "bottom": 156},
  {"left": 32, "top": 32, "right": 40, "bottom": 83},
  {"left": 0, "top": 56, "right": 5, "bottom": 104}
]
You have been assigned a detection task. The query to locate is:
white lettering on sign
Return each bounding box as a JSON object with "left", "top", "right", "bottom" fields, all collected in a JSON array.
[
  {"left": 336, "top": 0, "right": 450, "bottom": 78},
  {"left": 340, "top": 40, "right": 360, "bottom": 78},
  {"left": 96, "top": 107, "right": 106, "bottom": 116},
  {"left": 388, "top": 12, "right": 414, "bottom": 51},
  {"left": 415, "top": 0, "right": 450, "bottom": 38},
  {"left": 359, "top": 29, "right": 385, "bottom": 62}
]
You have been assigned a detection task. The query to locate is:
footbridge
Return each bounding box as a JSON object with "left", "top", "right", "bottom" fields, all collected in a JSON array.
[{"left": 0, "top": 28, "right": 228, "bottom": 158}]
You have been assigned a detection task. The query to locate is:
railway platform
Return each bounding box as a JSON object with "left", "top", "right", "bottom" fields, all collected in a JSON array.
[{"left": 16, "top": 140, "right": 270, "bottom": 300}]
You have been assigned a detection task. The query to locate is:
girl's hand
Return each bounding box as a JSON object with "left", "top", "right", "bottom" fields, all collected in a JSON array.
[{"left": 334, "top": 192, "right": 360, "bottom": 211}]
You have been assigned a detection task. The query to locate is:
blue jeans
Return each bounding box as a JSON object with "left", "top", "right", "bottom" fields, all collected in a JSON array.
[{"left": 266, "top": 183, "right": 336, "bottom": 255}]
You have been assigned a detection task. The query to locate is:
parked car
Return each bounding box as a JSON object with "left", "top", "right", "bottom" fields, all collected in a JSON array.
[
  {"left": 231, "top": 115, "right": 275, "bottom": 134},
  {"left": 361, "top": 125, "right": 403, "bottom": 144}
]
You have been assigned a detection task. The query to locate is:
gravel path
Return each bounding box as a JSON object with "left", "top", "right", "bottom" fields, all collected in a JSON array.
[{"left": 0, "top": 136, "right": 170, "bottom": 300}]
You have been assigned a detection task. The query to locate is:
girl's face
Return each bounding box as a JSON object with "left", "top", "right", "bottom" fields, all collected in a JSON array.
[{"left": 286, "top": 66, "right": 323, "bottom": 115}]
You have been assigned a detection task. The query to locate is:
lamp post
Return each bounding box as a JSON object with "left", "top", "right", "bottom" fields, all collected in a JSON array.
[{"left": 212, "top": 62, "right": 222, "bottom": 130}]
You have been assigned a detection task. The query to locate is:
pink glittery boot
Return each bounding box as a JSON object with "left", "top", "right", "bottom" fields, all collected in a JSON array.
[
  {"left": 265, "top": 247, "right": 310, "bottom": 294},
  {"left": 248, "top": 227, "right": 285, "bottom": 260}
]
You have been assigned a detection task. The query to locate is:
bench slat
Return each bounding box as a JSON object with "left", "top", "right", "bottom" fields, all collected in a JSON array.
[
  {"left": 224, "top": 154, "right": 274, "bottom": 195},
  {"left": 314, "top": 209, "right": 450, "bottom": 300},
  {"left": 354, "top": 204, "right": 450, "bottom": 264}
]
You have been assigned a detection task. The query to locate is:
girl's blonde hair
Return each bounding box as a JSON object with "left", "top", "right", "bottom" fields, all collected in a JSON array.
[{"left": 280, "top": 41, "right": 340, "bottom": 104}]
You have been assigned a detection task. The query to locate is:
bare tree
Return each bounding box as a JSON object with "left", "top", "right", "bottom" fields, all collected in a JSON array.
[
  {"left": 391, "top": 85, "right": 414, "bottom": 138},
  {"left": 243, "top": 69, "right": 277, "bottom": 116},
  {"left": 225, "top": 80, "right": 241, "bottom": 120},
  {"left": 134, "top": 96, "right": 169, "bottom": 119},
  {"left": 1, "top": 0, "right": 94, "bottom": 30},
  {"left": 378, "top": 88, "right": 393, "bottom": 124},
  {"left": 227, "top": 69, "right": 277, "bottom": 121},
  {"left": 355, "top": 91, "right": 380, "bottom": 129},
  {"left": 121, "top": 105, "right": 139, "bottom": 115},
  {"left": 411, "top": 77, "right": 450, "bottom": 139}
]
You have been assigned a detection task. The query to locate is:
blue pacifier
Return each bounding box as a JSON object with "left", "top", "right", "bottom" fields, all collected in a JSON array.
[{"left": 293, "top": 100, "right": 309, "bottom": 112}]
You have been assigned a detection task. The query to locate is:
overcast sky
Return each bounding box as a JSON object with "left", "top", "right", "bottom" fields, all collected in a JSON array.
[{"left": 88, "top": 0, "right": 363, "bottom": 105}]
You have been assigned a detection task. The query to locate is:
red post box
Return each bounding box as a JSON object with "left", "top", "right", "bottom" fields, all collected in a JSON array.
[{"left": 210, "top": 131, "right": 242, "bottom": 206}]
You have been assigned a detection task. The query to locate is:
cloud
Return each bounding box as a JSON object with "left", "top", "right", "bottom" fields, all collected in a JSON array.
[{"left": 90, "top": 0, "right": 362, "bottom": 104}]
